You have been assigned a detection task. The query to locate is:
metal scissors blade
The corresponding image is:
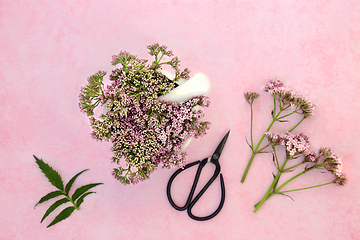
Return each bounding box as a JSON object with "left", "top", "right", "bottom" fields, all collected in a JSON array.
[{"left": 211, "top": 130, "right": 230, "bottom": 162}]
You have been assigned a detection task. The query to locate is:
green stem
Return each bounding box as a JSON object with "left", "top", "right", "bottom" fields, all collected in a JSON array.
[
  {"left": 275, "top": 166, "right": 316, "bottom": 193},
  {"left": 62, "top": 191, "right": 80, "bottom": 210},
  {"left": 282, "top": 161, "right": 305, "bottom": 172},
  {"left": 272, "top": 145, "right": 280, "bottom": 170},
  {"left": 158, "top": 53, "right": 165, "bottom": 63},
  {"left": 278, "top": 182, "right": 333, "bottom": 194},
  {"left": 241, "top": 100, "right": 281, "bottom": 183},
  {"left": 288, "top": 116, "right": 305, "bottom": 132},
  {"left": 277, "top": 111, "right": 296, "bottom": 120},
  {"left": 242, "top": 100, "right": 306, "bottom": 183},
  {"left": 250, "top": 103, "right": 254, "bottom": 151},
  {"left": 154, "top": 53, "right": 166, "bottom": 69},
  {"left": 257, "top": 143, "right": 270, "bottom": 153},
  {"left": 253, "top": 156, "right": 289, "bottom": 213},
  {"left": 273, "top": 97, "right": 277, "bottom": 121},
  {"left": 154, "top": 57, "right": 158, "bottom": 66},
  {"left": 254, "top": 192, "right": 274, "bottom": 208},
  {"left": 280, "top": 104, "right": 291, "bottom": 111},
  {"left": 93, "top": 99, "right": 101, "bottom": 108},
  {"left": 124, "top": 167, "right": 131, "bottom": 178},
  {"left": 275, "top": 171, "right": 305, "bottom": 193}
]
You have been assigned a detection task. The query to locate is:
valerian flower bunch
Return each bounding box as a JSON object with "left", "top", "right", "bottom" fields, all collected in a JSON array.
[
  {"left": 242, "top": 79, "right": 316, "bottom": 183},
  {"left": 243, "top": 79, "right": 346, "bottom": 212},
  {"left": 79, "top": 44, "right": 210, "bottom": 184}
]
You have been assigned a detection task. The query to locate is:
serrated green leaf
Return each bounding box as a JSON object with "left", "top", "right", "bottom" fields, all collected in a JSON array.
[
  {"left": 71, "top": 183, "right": 103, "bottom": 201},
  {"left": 34, "top": 155, "right": 64, "bottom": 191},
  {"left": 76, "top": 191, "right": 96, "bottom": 208},
  {"left": 35, "top": 190, "right": 64, "bottom": 208},
  {"left": 65, "top": 169, "right": 89, "bottom": 194},
  {"left": 41, "top": 198, "right": 70, "bottom": 223},
  {"left": 47, "top": 206, "right": 76, "bottom": 228}
]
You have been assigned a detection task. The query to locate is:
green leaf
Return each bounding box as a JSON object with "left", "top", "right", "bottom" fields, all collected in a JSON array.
[
  {"left": 72, "top": 183, "right": 103, "bottom": 201},
  {"left": 65, "top": 169, "right": 89, "bottom": 194},
  {"left": 278, "top": 192, "right": 295, "bottom": 202},
  {"left": 76, "top": 192, "right": 96, "bottom": 208},
  {"left": 34, "top": 155, "right": 64, "bottom": 191},
  {"left": 41, "top": 198, "right": 70, "bottom": 223},
  {"left": 47, "top": 206, "right": 76, "bottom": 228},
  {"left": 35, "top": 190, "right": 64, "bottom": 208},
  {"left": 245, "top": 138, "right": 252, "bottom": 150}
]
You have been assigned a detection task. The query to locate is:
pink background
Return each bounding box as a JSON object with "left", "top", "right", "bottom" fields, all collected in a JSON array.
[{"left": 1, "top": 0, "right": 360, "bottom": 239}]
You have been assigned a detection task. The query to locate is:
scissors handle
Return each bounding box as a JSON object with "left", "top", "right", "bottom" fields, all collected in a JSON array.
[
  {"left": 166, "top": 158, "right": 226, "bottom": 221},
  {"left": 188, "top": 173, "right": 225, "bottom": 221}
]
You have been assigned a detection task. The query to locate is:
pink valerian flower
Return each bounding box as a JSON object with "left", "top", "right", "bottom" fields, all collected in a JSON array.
[
  {"left": 263, "top": 79, "right": 316, "bottom": 118},
  {"left": 80, "top": 45, "right": 211, "bottom": 184},
  {"left": 304, "top": 151, "right": 317, "bottom": 162},
  {"left": 265, "top": 132, "right": 312, "bottom": 157},
  {"left": 263, "top": 79, "right": 284, "bottom": 92},
  {"left": 244, "top": 91, "right": 260, "bottom": 104},
  {"left": 266, "top": 133, "right": 346, "bottom": 186},
  {"left": 319, "top": 147, "right": 346, "bottom": 185}
]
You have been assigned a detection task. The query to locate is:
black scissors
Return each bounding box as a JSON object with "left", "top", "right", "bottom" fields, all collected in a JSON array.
[{"left": 166, "top": 130, "right": 230, "bottom": 221}]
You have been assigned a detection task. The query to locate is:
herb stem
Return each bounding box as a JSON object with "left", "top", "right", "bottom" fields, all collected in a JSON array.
[
  {"left": 277, "top": 111, "right": 296, "bottom": 120},
  {"left": 275, "top": 166, "right": 315, "bottom": 193},
  {"left": 250, "top": 103, "right": 254, "bottom": 151},
  {"left": 253, "top": 156, "right": 290, "bottom": 213},
  {"left": 62, "top": 191, "right": 80, "bottom": 210},
  {"left": 241, "top": 98, "right": 281, "bottom": 183},
  {"left": 242, "top": 103, "right": 306, "bottom": 183},
  {"left": 257, "top": 144, "right": 270, "bottom": 153},
  {"left": 289, "top": 116, "right": 306, "bottom": 132},
  {"left": 282, "top": 161, "right": 305, "bottom": 172},
  {"left": 272, "top": 145, "right": 280, "bottom": 170},
  {"left": 278, "top": 182, "right": 333, "bottom": 194}
]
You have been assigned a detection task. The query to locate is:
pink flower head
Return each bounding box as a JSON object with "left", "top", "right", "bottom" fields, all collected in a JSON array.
[
  {"left": 263, "top": 79, "right": 284, "bottom": 92},
  {"left": 304, "top": 151, "right": 317, "bottom": 162},
  {"left": 320, "top": 147, "right": 346, "bottom": 185},
  {"left": 244, "top": 91, "right": 260, "bottom": 104},
  {"left": 263, "top": 79, "right": 316, "bottom": 118},
  {"left": 81, "top": 45, "right": 211, "bottom": 185},
  {"left": 266, "top": 132, "right": 311, "bottom": 157}
]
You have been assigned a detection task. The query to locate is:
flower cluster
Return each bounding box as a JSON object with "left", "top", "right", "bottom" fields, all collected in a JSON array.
[
  {"left": 264, "top": 79, "right": 316, "bottom": 118},
  {"left": 79, "top": 44, "right": 210, "bottom": 184},
  {"left": 244, "top": 91, "right": 259, "bottom": 104},
  {"left": 253, "top": 132, "right": 346, "bottom": 212},
  {"left": 78, "top": 71, "right": 107, "bottom": 116},
  {"left": 243, "top": 80, "right": 346, "bottom": 213},
  {"left": 318, "top": 147, "right": 346, "bottom": 185},
  {"left": 265, "top": 132, "right": 312, "bottom": 157},
  {"left": 241, "top": 79, "right": 316, "bottom": 184},
  {"left": 265, "top": 132, "right": 346, "bottom": 183}
]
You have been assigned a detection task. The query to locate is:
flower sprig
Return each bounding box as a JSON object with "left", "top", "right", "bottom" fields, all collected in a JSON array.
[
  {"left": 253, "top": 133, "right": 346, "bottom": 212},
  {"left": 34, "top": 156, "right": 103, "bottom": 227},
  {"left": 242, "top": 80, "right": 346, "bottom": 212},
  {"left": 241, "top": 79, "right": 316, "bottom": 183},
  {"left": 79, "top": 44, "right": 210, "bottom": 184}
]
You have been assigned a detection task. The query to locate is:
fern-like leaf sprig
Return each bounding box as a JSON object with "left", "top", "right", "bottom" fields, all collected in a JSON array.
[{"left": 34, "top": 155, "right": 103, "bottom": 228}]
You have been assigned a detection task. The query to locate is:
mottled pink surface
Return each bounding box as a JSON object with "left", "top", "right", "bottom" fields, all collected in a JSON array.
[{"left": 1, "top": 0, "right": 360, "bottom": 239}]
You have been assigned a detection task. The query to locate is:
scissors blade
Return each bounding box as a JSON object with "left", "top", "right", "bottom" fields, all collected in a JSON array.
[{"left": 211, "top": 130, "right": 230, "bottom": 161}]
